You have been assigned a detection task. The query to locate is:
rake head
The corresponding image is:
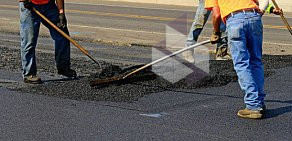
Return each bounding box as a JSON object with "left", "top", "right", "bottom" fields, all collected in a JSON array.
[{"left": 90, "top": 64, "right": 156, "bottom": 87}]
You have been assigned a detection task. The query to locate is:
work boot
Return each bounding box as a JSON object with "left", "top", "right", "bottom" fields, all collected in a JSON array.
[
  {"left": 24, "top": 75, "right": 42, "bottom": 84},
  {"left": 182, "top": 50, "right": 195, "bottom": 63},
  {"left": 58, "top": 68, "right": 77, "bottom": 78},
  {"left": 237, "top": 108, "right": 264, "bottom": 119},
  {"left": 215, "top": 47, "right": 231, "bottom": 60}
]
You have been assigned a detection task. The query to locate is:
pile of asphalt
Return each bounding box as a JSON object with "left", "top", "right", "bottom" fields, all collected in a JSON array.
[{"left": 1, "top": 45, "right": 291, "bottom": 102}]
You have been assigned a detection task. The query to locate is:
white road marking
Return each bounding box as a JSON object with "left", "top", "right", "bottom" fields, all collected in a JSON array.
[
  {"left": 70, "top": 24, "right": 181, "bottom": 36},
  {"left": 0, "top": 17, "right": 10, "bottom": 21},
  {"left": 71, "top": 24, "right": 292, "bottom": 46},
  {"left": 67, "top": 2, "right": 292, "bottom": 19},
  {"left": 67, "top": 2, "right": 195, "bottom": 12},
  {"left": 1, "top": 17, "right": 291, "bottom": 46}
]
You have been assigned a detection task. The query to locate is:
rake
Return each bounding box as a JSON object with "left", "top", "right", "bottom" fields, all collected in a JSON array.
[{"left": 90, "top": 36, "right": 227, "bottom": 86}]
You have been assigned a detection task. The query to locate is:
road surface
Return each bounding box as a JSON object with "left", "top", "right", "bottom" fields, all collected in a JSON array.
[{"left": 0, "top": 1, "right": 291, "bottom": 140}]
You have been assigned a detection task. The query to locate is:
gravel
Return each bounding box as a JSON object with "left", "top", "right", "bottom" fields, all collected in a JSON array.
[{"left": 1, "top": 43, "right": 291, "bottom": 102}]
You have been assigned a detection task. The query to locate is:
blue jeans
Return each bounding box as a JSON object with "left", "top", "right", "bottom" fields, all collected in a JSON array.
[
  {"left": 19, "top": 1, "right": 71, "bottom": 77},
  {"left": 226, "top": 11, "right": 265, "bottom": 110},
  {"left": 186, "top": 0, "right": 227, "bottom": 49}
]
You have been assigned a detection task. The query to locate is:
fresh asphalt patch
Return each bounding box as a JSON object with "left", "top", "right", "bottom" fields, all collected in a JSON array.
[{"left": 1, "top": 44, "right": 291, "bottom": 103}]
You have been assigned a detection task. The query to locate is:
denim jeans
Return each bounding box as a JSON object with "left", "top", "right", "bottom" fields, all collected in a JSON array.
[
  {"left": 186, "top": 0, "right": 227, "bottom": 49},
  {"left": 19, "top": 1, "right": 71, "bottom": 77},
  {"left": 226, "top": 11, "right": 265, "bottom": 110}
]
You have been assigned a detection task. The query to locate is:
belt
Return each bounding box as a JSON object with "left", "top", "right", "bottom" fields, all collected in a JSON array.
[{"left": 227, "top": 8, "right": 259, "bottom": 20}]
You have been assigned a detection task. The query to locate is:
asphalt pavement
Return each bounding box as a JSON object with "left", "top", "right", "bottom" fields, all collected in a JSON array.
[
  {"left": 0, "top": 0, "right": 292, "bottom": 54},
  {"left": 0, "top": 0, "right": 291, "bottom": 141},
  {"left": 0, "top": 65, "right": 291, "bottom": 140}
]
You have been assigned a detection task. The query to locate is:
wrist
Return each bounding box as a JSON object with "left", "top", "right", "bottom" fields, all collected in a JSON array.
[{"left": 59, "top": 9, "right": 64, "bottom": 14}]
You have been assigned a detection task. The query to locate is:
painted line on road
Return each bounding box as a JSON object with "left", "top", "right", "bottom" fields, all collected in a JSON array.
[
  {"left": 68, "top": 9, "right": 175, "bottom": 21},
  {"left": 0, "top": 79, "right": 18, "bottom": 83},
  {"left": 66, "top": 2, "right": 292, "bottom": 19},
  {"left": 67, "top": 10, "right": 292, "bottom": 30},
  {"left": 68, "top": 9, "right": 292, "bottom": 30},
  {"left": 0, "top": 17, "right": 10, "bottom": 21},
  {"left": 67, "top": 2, "right": 195, "bottom": 12},
  {"left": 71, "top": 24, "right": 168, "bottom": 35},
  {"left": 71, "top": 24, "right": 292, "bottom": 46},
  {"left": 1, "top": 18, "right": 291, "bottom": 47},
  {"left": 0, "top": 4, "right": 291, "bottom": 30}
]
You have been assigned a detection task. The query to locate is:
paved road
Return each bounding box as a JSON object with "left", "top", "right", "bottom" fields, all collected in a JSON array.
[
  {"left": 0, "top": 1, "right": 291, "bottom": 140},
  {"left": 0, "top": 0, "right": 292, "bottom": 54},
  {"left": 1, "top": 67, "right": 291, "bottom": 140}
]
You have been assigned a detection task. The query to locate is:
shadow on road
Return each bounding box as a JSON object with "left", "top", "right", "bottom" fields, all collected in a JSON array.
[
  {"left": 264, "top": 105, "right": 292, "bottom": 119},
  {"left": 42, "top": 76, "right": 85, "bottom": 83}
]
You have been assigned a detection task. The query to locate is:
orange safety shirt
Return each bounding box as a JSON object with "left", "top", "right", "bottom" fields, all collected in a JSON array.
[
  {"left": 205, "top": 0, "right": 218, "bottom": 10},
  {"left": 205, "top": 0, "right": 259, "bottom": 22},
  {"left": 31, "top": 0, "right": 50, "bottom": 5}
]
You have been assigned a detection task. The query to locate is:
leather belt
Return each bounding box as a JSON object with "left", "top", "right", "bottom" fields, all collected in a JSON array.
[{"left": 227, "top": 8, "right": 259, "bottom": 20}]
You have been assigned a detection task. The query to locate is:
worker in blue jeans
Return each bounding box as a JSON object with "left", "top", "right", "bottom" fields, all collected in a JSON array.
[
  {"left": 227, "top": 11, "right": 266, "bottom": 115},
  {"left": 182, "top": 0, "right": 230, "bottom": 63},
  {"left": 19, "top": 0, "right": 76, "bottom": 84},
  {"left": 208, "top": 0, "right": 282, "bottom": 119}
]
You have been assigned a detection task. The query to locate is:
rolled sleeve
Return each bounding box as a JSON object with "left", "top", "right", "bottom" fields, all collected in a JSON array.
[{"left": 205, "top": 0, "right": 219, "bottom": 10}]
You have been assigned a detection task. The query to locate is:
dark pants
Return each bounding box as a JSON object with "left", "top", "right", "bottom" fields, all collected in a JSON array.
[{"left": 19, "top": 1, "right": 71, "bottom": 77}]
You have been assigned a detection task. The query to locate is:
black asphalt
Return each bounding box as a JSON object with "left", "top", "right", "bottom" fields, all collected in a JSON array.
[
  {"left": 0, "top": 34, "right": 292, "bottom": 140},
  {"left": 0, "top": 67, "right": 291, "bottom": 140},
  {"left": 1, "top": 1, "right": 292, "bottom": 44},
  {"left": 0, "top": 1, "right": 291, "bottom": 140}
]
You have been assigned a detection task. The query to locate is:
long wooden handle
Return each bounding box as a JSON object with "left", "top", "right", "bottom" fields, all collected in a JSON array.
[
  {"left": 271, "top": 0, "right": 292, "bottom": 35},
  {"left": 32, "top": 8, "right": 102, "bottom": 68},
  {"left": 122, "top": 37, "right": 219, "bottom": 79}
]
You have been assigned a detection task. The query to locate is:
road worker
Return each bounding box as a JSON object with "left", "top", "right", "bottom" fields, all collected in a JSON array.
[
  {"left": 19, "top": 0, "right": 76, "bottom": 84},
  {"left": 205, "top": 0, "right": 282, "bottom": 119}
]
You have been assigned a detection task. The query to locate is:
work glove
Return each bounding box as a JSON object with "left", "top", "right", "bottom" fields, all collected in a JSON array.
[
  {"left": 210, "top": 31, "right": 221, "bottom": 44},
  {"left": 57, "top": 13, "right": 67, "bottom": 29},
  {"left": 272, "top": 8, "right": 283, "bottom": 15},
  {"left": 23, "top": 0, "right": 32, "bottom": 10}
]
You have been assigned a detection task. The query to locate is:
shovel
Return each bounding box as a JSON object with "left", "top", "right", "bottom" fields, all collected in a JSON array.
[{"left": 32, "top": 8, "right": 103, "bottom": 69}]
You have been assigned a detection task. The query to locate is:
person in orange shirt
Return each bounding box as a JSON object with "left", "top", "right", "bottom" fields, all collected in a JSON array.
[
  {"left": 208, "top": 0, "right": 282, "bottom": 39},
  {"left": 19, "top": 0, "right": 76, "bottom": 84},
  {"left": 205, "top": 0, "right": 269, "bottom": 119}
]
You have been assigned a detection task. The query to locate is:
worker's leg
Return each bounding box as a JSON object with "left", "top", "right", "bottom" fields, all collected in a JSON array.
[
  {"left": 183, "top": 0, "right": 211, "bottom": 62},
  {"left": 19, "top": 2, "right": 41, "bottom": 77},
  {"left": 186, "top": 0, "right": 211, "bottom": 46},
  {"left": 40, "top": 1, "right": 71, "bottom": 70},
  {"left": 246, "top": 14, "right": 265, "bottom": 107},
  {"left": 227, "top": 12, "right": 263, "bottom": 111}
]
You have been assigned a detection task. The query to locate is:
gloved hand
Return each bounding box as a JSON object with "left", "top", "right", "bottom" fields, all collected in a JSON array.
[
  {"left": 272, "top": 8, "right": 283, "bottom": 15},
  {"left": 210, "top": 31, "right": 221, "bottom": 44},
  {"left": 57, "top": 13, "right": 67, "bottom": 29},
  {"left": 23, "top": 0, "right": 32, "bottom": 10}
]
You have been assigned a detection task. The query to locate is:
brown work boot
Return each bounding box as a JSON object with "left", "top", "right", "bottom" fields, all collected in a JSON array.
[
  {"left": 24, "top": 75, "right": 42, "bottom": 84},
  {"left": 210, "top": 31, "right": 221, "bottom": 44},
  {"left": 237, "top": 108, "right": 263, "bottom": 119},
  {"left": 215, "top": 47, "right": 231, "bottom": 60}
]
